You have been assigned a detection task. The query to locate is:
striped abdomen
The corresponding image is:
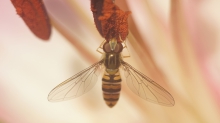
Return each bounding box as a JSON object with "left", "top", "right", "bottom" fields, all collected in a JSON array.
[{"left": 102, "top": 71, "right": 121, "bottom": 108}]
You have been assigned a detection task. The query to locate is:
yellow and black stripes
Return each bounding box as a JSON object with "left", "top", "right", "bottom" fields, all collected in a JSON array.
[{"left": 102, "top": 71, "right": 121, "bottom": 108}]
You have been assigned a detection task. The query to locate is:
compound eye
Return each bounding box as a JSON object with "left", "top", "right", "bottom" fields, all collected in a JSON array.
[
  {"left": 114, "top": 43, "right": 123, "bottom": 53},
  {"left": 103, "top": 42, "right": 111, "bottom": 53}
]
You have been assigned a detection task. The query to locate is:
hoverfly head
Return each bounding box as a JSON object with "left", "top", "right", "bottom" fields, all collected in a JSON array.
[{"left": 103, "top": 39, "right": 123, "bottom": 53}]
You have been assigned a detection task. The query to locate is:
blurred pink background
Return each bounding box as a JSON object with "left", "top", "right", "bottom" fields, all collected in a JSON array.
[{"left": 1, "top": 0, "right": 220, "bottom": 123}]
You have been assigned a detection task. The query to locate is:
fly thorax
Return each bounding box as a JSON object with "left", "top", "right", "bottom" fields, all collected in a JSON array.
[
  {"left": 103, "top": 40, "right": 123, "bottom": 76},
  {"left": 104, "top": 53, "right": 120, "bottom": 70}
]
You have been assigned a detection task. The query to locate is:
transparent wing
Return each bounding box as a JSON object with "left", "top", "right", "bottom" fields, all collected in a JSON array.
[
  {"left": 121, "top": 60, "right": 175, "bottom": 106},
  {"left": 48, "top": 60, "right": 104, "bottom": 102}
]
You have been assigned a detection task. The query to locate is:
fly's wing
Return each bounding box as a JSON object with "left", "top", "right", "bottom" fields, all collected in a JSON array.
[
  {"left": 48, "top": 60, "right": 104, "bottom": 102},
  {"left": 121, "top": 60, "right": 175, "bottom": 106}
]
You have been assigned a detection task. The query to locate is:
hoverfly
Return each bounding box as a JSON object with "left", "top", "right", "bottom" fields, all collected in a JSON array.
[{"left": 48, "top": 40, "right": 175, "bottom": 107}]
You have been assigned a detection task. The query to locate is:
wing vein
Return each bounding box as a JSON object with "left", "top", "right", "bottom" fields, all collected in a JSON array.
[
  {"left": 48, "top": 60, "right": 104, "bottom": 102},
  {"left": 121, "top": 60, "right": 175, "bottom": 106}
]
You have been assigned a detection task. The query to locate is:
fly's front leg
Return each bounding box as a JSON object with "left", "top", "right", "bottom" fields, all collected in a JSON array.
[
  {"left": 96, "top": 40, "right": 106, "bottom": 54},
  {"left": 121, "top": 40, "right": 130, "bottom": 58}
]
